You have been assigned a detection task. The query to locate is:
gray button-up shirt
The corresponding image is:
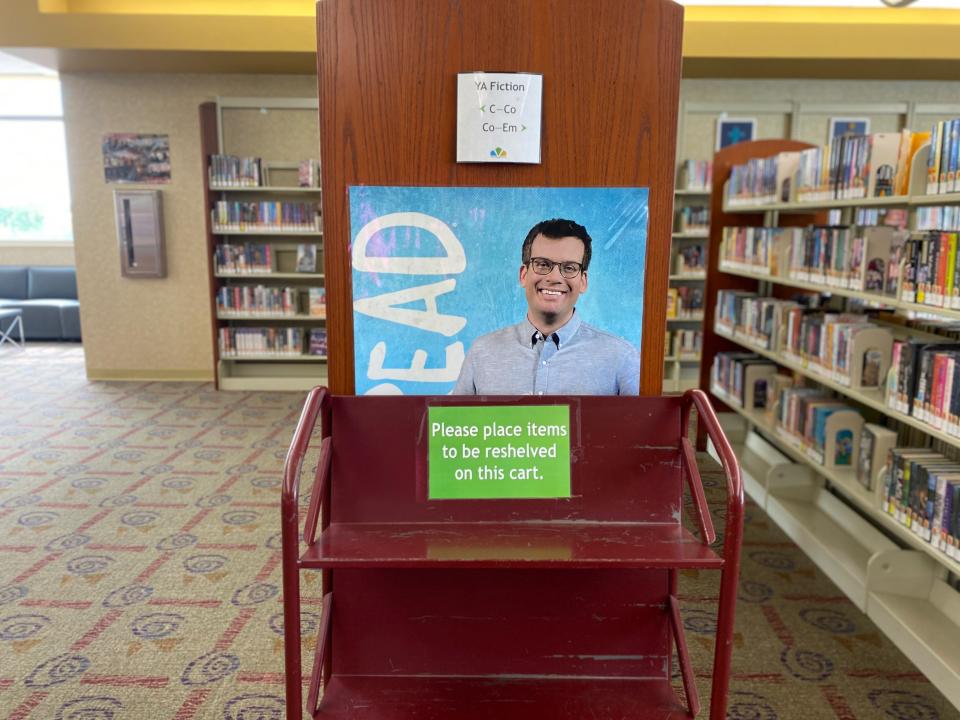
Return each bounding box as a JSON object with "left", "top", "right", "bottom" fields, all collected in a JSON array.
[{"left": 452, "top": 313, "right": 640, "bottom": 395}]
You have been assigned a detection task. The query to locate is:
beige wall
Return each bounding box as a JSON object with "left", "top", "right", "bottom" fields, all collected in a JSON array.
[
  {"left": 0, "top": 244, "right": 76, "bottom": 266},
  {"left": 60, "top": 72, "right": 317, "bottom": 381}
]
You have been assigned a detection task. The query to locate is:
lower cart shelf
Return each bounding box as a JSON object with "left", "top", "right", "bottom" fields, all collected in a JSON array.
[{"left": 314, "top": 675, "right": 690, "bottom": 720}]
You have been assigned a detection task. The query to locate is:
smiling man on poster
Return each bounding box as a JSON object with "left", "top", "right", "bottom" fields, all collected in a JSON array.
[{"left": 453, "top": 218, "right": 640, "bottom": 396}]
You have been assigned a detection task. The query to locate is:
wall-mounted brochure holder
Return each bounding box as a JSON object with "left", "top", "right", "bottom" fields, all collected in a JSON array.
[{"left": 114, "top": 189, "right": 166, "bottom": 278}]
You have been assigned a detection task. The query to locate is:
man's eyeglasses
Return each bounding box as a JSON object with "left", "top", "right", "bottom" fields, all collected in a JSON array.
[{"left": 527, "top": 257, "right": 584, "bottom": 279}]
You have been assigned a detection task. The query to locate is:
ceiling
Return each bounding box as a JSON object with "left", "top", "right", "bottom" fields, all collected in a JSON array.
[{"left": 3, "top": 0, "right": 960, "bottom": 78}]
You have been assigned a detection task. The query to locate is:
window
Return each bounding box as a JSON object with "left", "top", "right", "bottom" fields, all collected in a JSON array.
[{"left": 0, "top": 76, "right": 73, "bottom": 243}]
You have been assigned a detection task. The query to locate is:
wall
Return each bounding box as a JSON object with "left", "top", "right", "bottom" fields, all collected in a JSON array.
[
  {"left": 677, "top": 78, "right": 960, "bottom": 162},
  {"left": 56, "top": 73, "right": 960, "bottom": 382},
  {"left": 60, "top": 72, "right": 317, "bottom": 381},
  {"left": 0, "top": 244, "right": 75, "bottom": 266}
]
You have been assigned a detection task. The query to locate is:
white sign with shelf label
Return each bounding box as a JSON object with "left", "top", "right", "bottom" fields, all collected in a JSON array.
[{"left": 456, "top": 72, "right": 542, "bottom": 164}]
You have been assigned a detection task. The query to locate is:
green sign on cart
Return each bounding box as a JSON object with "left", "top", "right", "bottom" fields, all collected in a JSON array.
[{"left": 428, "top": 405, "right": 571, "bottom": 500}]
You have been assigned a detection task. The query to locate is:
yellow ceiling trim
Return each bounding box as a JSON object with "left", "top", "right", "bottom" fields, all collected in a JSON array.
[
  {"left": 37, "top": 2, "right": 960, "bottom": 25},
  {"left": 5, "top": 1, "right": 960, "bottom": 68},
  {"left": 38, "top": 0, "right": 315, "bottom": 16},
  {"left": 684, "top": 5, "right": 960, "bottom": 25}
]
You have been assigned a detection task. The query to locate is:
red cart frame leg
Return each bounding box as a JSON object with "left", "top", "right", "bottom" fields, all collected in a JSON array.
[
  {"left": 669, "top": 594, "right": 699, "bottom": 717},
  {"left": 306, "top": 592, "right": 333, "bottom": 716},
  {"left": 682, "top": 389, "right": 744, "bottom": 720},
  {"left": 282, "top": 387, "right": 331, "bottom": 720}
]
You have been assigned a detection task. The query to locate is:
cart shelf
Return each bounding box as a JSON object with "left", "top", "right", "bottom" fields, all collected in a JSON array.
[{"left": 300, "top": 521, "right": 724, "bottom": 569}]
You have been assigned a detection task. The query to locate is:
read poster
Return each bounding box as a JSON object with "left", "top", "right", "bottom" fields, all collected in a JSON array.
[{"left": 349, "top": 186, "right": 648, "bottom": 395}]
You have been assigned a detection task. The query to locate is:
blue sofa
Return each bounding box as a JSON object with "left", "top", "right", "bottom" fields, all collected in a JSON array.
[{"left": 0, "top": 266, "right": 81, "bottom": 341}]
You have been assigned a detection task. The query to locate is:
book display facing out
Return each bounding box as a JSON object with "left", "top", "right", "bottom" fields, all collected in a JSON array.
[
  {"left": 200, "top": 98, "right": 327, "bottom": 391},
  {"left": 702, "top": 132, "right": 960, "bottom": 711},
  {"left": 666, "top": 160, "right": 712, "bottom": 393}
]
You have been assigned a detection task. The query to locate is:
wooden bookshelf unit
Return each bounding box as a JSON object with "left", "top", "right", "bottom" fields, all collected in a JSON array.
[
  {"left": 200, "top": 98, "right": 327, "bottom": 391},
  {"left": 701, "top": 138, "right": 960, "bottom": 710},
  {"left": 666, "top": 185, "right": 710, "bottom": 393}
]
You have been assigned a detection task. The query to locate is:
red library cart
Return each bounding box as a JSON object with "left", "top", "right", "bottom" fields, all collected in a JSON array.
[{"left": 281, "top": 389, "right": 742, "bottom": 719}]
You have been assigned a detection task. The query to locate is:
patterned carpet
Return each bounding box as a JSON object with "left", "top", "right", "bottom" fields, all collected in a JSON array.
[{"left": 0, "top": 343, "right": 957, "bottom": 719}]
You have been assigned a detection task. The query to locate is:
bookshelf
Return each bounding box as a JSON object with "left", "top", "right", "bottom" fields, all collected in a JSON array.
[
  {"left": 702, "top": 138, "right": 960, "bottom": 710},
  {"left": 210, "top": 186, "right": 322, "bottom": 195},
  {"left": 200, "top": 98, "right": 327, "bottom": 392},
  {"left": 666, "top": 176, "right": 710, "bottom": 393},
  {"left": 211, "top": 230, "right": 323, "bottom": 236}
]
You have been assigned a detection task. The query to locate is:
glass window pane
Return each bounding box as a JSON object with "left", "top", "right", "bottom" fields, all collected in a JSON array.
[
  {"left": 0, "top": 76, "right": 63, "bottom": 117},
  {"left": 0, "top": 119, "right": 73, "bottom": 241}
]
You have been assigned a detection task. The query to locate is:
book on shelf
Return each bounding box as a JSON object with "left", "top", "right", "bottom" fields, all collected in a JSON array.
[
  {"left": 666, "top": 288, "right": 679, "bottom": 319},
  {"left": 715, "top": 290, "right": 803, "bottom": 352},
  {"left": 882, "top": 449, "right": 960, "bottom": 558},
  {"left": 675, "top": 244, "right": 706, "bottom": 274},
  {"left": 859, "top": 227, "right": 901, "bottom": 294},
  {"left": 727, "top": 155, "right": 778, "bottom": 206},
  {"left": 296, "top": 244, "right": 318, "bottom": 273},
  {"left": 887, "top": 340, "right": 960, "bottom": 428},
  {"left": 722, "top": 222, "right": 909, "bottom": 297},
  {"left": 308, "top": 288, "right": 326, "bottom": 318},
  {"left": 298, "top": 159, "right": 320, "bottom": 188},
  {"left": 217, "top": 285, "right": 297, "bottom": 315},
  {"left": 774, "top": 151, "right": 800, "bottom": 203},
  {"left": 676, "top": 206, "right": 709, "bottom": 233},
  {"left": 309, "top": 328, "right": 328, "bottom": 356},
  {"left": 209, "top": 154, "right": 262, "bottom": 187},
  {"left": 711, "top": 352, "right": 777, "bottom": 409},
  {"left": 215, "top": 243, "right": 273, "bottom": 274},
  {"left": 724, "top": 127, "right": 940, "bottom": 205},
  {"left": 791, "top": 226, "right": 905, "bottom": 295},
  {"left": 720, "top": 226, "right": 797, "bottom": 277},
  {"left": 846, "top": 206, "right": 908, "bottom": 230},
  {"left": 899, "top": 131, "right": 930, "bottom": 196},
  {"left": 715, "top": 289, "right": 892, "bottom": 390},
  {"left": 714, "top": 289, "right": 762, "bottom": 340},
  {"left": 775, "top": 386, "right": 863, "bottom": 467},
  {"left": 212, "top": 200, "right": 321, "bottom": 232},
  {"left": 782, "top": 311, "right": 891, "bottom": 389},
  {"left": 858, "top": 423, "right": 897, "bottom": 493},
  {"left": 218, "top": 326, "right": 304, "bottom": 357},
  {"left": 916, "top": 207, "right": 960, "bottom": 232},
  {"left": 866, "top": 133, "right": 902, "bottom": 198},
  {"left": 673, "top": 329, "right": 702, "bottom": 357},
  {"left": 677, "top": 159, "right": 712, "bottom": 191},
  {"left": 798, "top": 132, "right": 911, "bottom": 201},
  {"left": 900, "top": 231, "right": 960, "bottom": 306},
  {"left": 928, "top": 119, "right": 960, "bottom": 195},
  {"left": 676, "top": 286, "right": 703, "bottom": 318}
]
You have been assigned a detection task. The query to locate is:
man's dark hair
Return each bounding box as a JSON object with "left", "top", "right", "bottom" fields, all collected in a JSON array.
[{"left": 521, "top": 218, "right": 593, "bottom": 272}]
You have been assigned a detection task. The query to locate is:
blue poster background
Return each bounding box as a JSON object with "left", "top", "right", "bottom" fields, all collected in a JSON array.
[{"left": 350, "top": 186, "right": 648, "bottom": 395}]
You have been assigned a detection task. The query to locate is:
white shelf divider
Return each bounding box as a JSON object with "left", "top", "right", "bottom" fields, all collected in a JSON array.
[
  {"left": 866, "top": 551, "right": 960, "bottom": 710},
  {"left": 712, "top": 383, "right": 960, "bottom": 577},
  {"left": 708, "top": 411, "right": 960, "bottom": 708}
]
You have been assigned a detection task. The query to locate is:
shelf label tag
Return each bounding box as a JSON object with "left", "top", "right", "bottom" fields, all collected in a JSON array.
[
  {"left": 427, "top": 404, "right": 570, "bottom": 499},
  {"left": 456, "top": 72, "right": 542, "bottom": 164}
]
